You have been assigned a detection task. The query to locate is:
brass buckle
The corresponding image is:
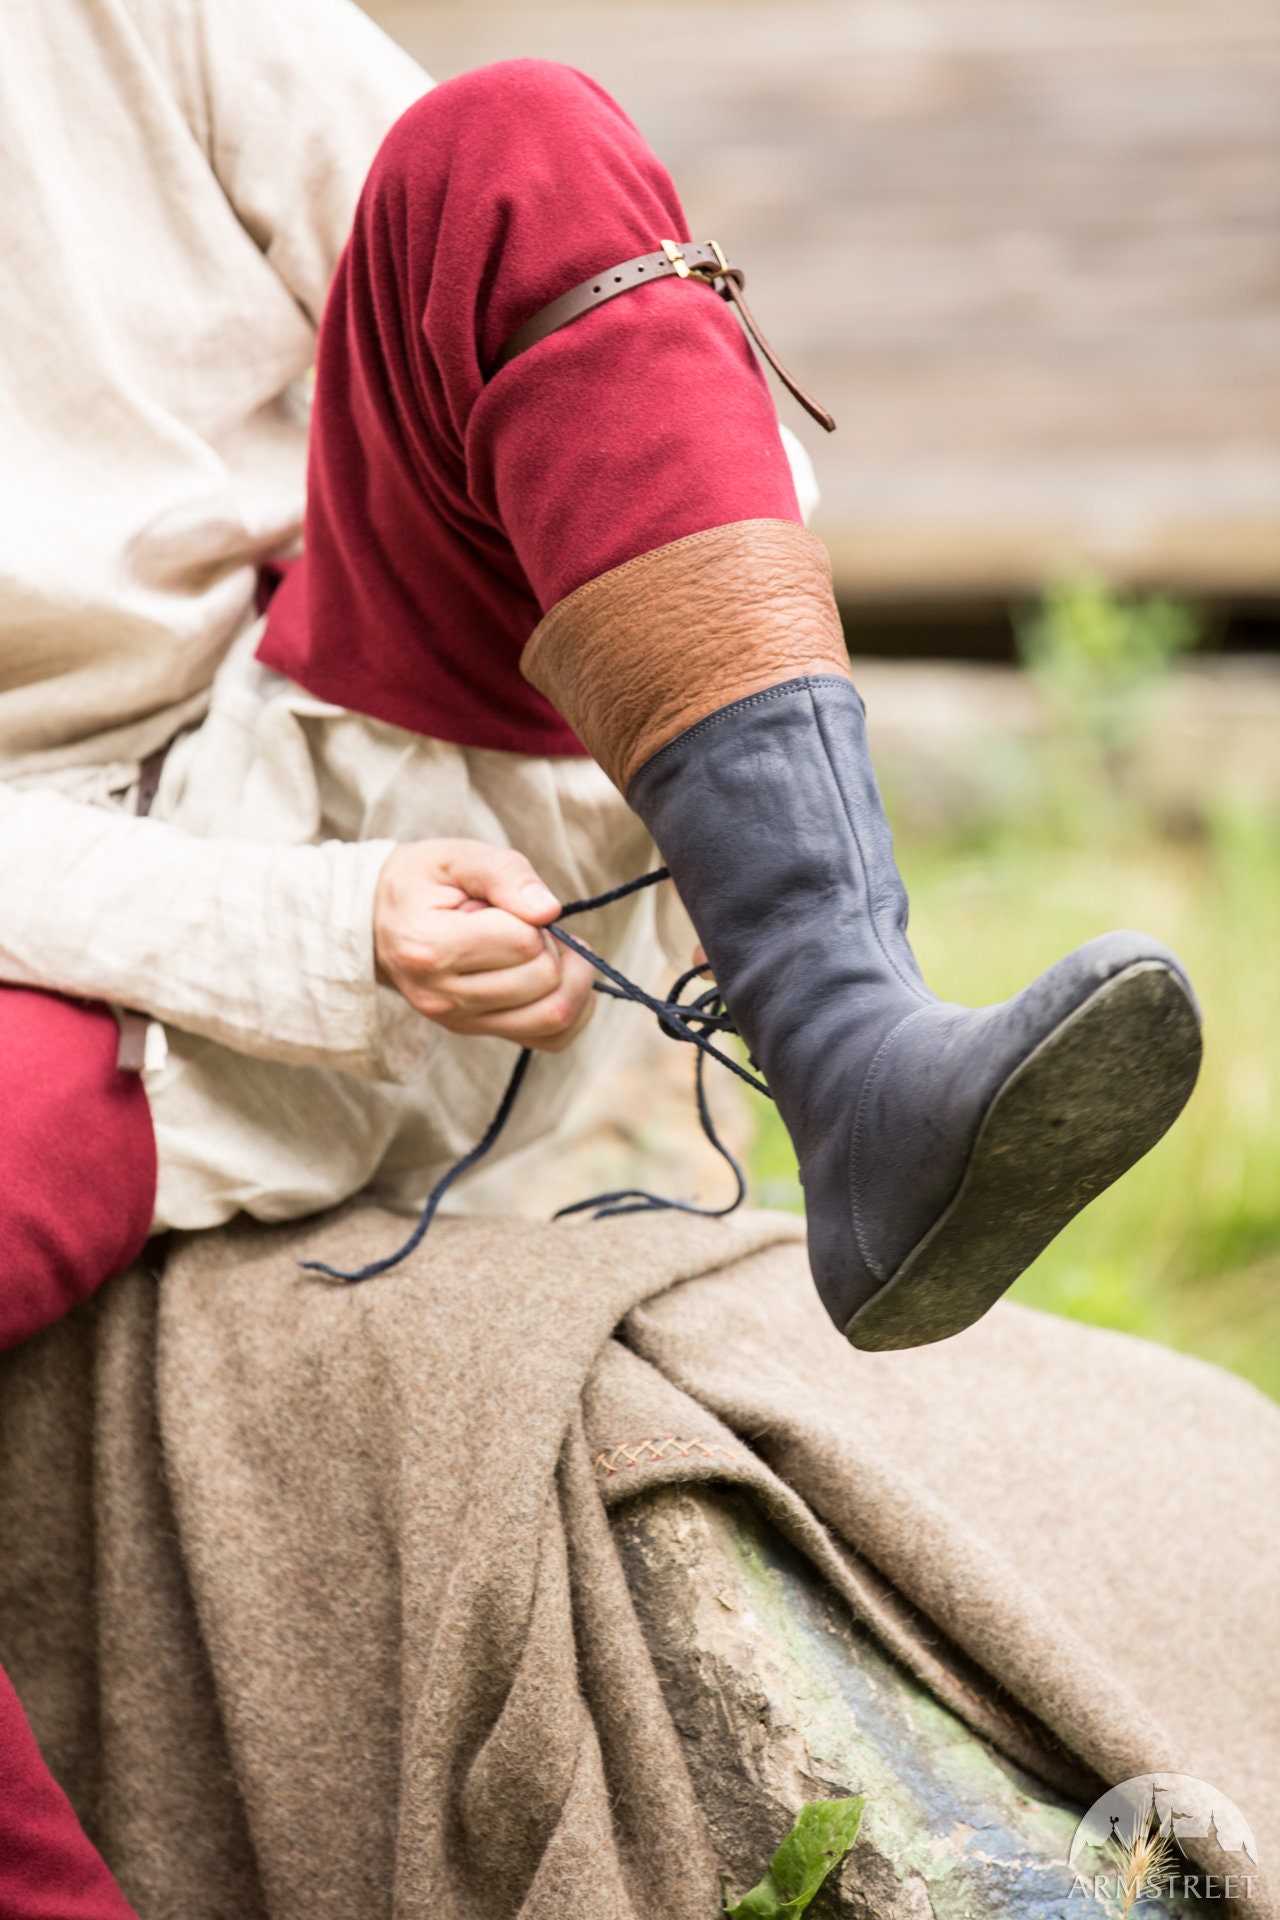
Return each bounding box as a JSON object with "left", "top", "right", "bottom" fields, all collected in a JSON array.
[
  {"left": 660, "top": 238, "right": 730, "bottom": 284},
  {"left": 659, "top": 237, "right": 691, "bottom": 278}
]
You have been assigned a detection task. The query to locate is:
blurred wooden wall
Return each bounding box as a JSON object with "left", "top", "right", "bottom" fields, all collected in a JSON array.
[{"left": 361, "top": 0, "right": 1280, "bottom": 608}]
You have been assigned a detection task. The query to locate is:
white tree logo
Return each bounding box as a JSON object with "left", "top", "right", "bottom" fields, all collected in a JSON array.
[{"left": 1069, "top": 1774, "right": 1258, "bottom": 1873}]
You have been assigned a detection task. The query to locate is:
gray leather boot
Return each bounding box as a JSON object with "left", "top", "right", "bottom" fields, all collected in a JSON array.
[{"left": 628, "top": 674, "right": 1202, "bottom": 1349}]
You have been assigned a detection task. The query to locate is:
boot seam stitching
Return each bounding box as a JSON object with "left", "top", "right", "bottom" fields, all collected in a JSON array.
[
  {"left": 629, "top": 677, "right": 855, "bottom": 786},
  {"left": 850, "top": 1003, "right": 935, "bottom": 1281},
  {"left": 808, "top": 685, "right": 932, "bottom": 1005}
]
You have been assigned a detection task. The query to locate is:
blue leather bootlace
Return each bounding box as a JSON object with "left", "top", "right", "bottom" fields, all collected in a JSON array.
[{"left": 303, "top": 868, "right": 771, "bottom": 1284}]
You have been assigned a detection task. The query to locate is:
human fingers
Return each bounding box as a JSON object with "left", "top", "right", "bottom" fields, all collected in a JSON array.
[
  {"left": 431, "top": 945, "right": 597, "bottom": 1051},
  {"left": 409, "top": 940, "right": 567, "bottom": 1020},
  {"left": 428, "top": 839, "right": 561, "bottom": 925},
  {"left": 393, "top": 903, "right": 552, "bottom": 985},
  {"left": 375, "top": 842, "right": 562, "bottom": 987}
]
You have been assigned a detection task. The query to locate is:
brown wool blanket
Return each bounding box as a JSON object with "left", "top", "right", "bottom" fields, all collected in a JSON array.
[{"left": 0, "top": 1206, "right": 1276, "bottom": 1920}]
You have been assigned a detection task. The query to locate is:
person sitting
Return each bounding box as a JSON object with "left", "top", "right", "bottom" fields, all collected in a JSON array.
[{"left": 0, "top": 2, "right": 1200, "bottom": 1912}]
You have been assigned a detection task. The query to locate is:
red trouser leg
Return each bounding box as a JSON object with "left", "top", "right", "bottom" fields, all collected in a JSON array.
[
  {"left": 258, "top": 58, "right": 803, "bottom": 754},
  {"left": 0, "top": 989, "right": 154, "bottom": 1920},
  {"left": 0, "top": 988, "right": 155, "bottom": 1353},
  {"left": 0, "top": 1668, "right": 137, "bottom": 1920}
]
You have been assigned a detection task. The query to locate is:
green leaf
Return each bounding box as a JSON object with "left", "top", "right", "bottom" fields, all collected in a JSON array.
[{"left": 725, "top": 1797, "right": 867, "bottom": 1918}]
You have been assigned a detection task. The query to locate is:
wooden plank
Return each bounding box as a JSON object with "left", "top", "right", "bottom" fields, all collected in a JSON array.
[{"left": 362, "top": 0, "right": 1280, "bottom": 596}]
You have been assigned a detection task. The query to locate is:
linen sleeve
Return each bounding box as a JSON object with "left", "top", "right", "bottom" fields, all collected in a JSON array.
[
  {"left": 135, "top": 0, "right": 431, "bottom": 325},
  {"left": 0, "top": 785, "right": 400, "bottom": 1078}
]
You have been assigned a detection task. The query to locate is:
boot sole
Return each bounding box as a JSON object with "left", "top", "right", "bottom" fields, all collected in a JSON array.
[{"left": 845, "top": 961, "right": 1202, "bottom": 1352}]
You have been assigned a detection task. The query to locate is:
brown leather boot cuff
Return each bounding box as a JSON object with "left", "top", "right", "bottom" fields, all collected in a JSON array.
[{"left": 519, "top": 518, "right": 852, "bottom": 792}]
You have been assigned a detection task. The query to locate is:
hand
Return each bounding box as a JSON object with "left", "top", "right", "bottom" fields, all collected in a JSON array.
[{"left": 373, "top": 840, "right": 595, "bottom": 1052}]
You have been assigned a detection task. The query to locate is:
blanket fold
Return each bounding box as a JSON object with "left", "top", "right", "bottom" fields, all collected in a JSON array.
[{"left": 0, "top": 1205, "right": 1274, "bottom": 1919}]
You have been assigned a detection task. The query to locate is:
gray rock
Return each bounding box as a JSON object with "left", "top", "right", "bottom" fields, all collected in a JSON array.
[{"left": 613, "top": 1486, "right": 1217, "bottom": 1918}]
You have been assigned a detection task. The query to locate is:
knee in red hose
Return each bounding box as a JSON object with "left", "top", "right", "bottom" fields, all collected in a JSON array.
[
  {"left": 402, "top": 54, "right": 610, "bottom": 123},
  {"left": 0, "top": 989, "right": 156, "bottom": 1353},
  {"left": 375, "top": 57, "right": 635, "bottom": 198},
  {"left": 260, "top": 52, "right": 800, "bottom": 754},
  {"left": 364, "top": 56, "right": 687, "bottom": 381}
]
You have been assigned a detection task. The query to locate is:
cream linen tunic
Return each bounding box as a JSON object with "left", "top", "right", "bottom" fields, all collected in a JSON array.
[{"left": 0, "top": 0, "right": 676, "bottom": 1232}]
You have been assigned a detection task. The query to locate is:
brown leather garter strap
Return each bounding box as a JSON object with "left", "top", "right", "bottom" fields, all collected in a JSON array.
[{"left": 490, "top": 238, "right": 836, "bottom": 433}]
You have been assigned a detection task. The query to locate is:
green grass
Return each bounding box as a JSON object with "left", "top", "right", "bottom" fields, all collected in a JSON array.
[{"left": 746, "top": 799, "right": 1280, "bottom": 1402}]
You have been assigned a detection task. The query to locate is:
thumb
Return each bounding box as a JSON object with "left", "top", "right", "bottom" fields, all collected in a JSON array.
[{"left": 436, "top": 841, "right": 561, "bottom": 924}]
